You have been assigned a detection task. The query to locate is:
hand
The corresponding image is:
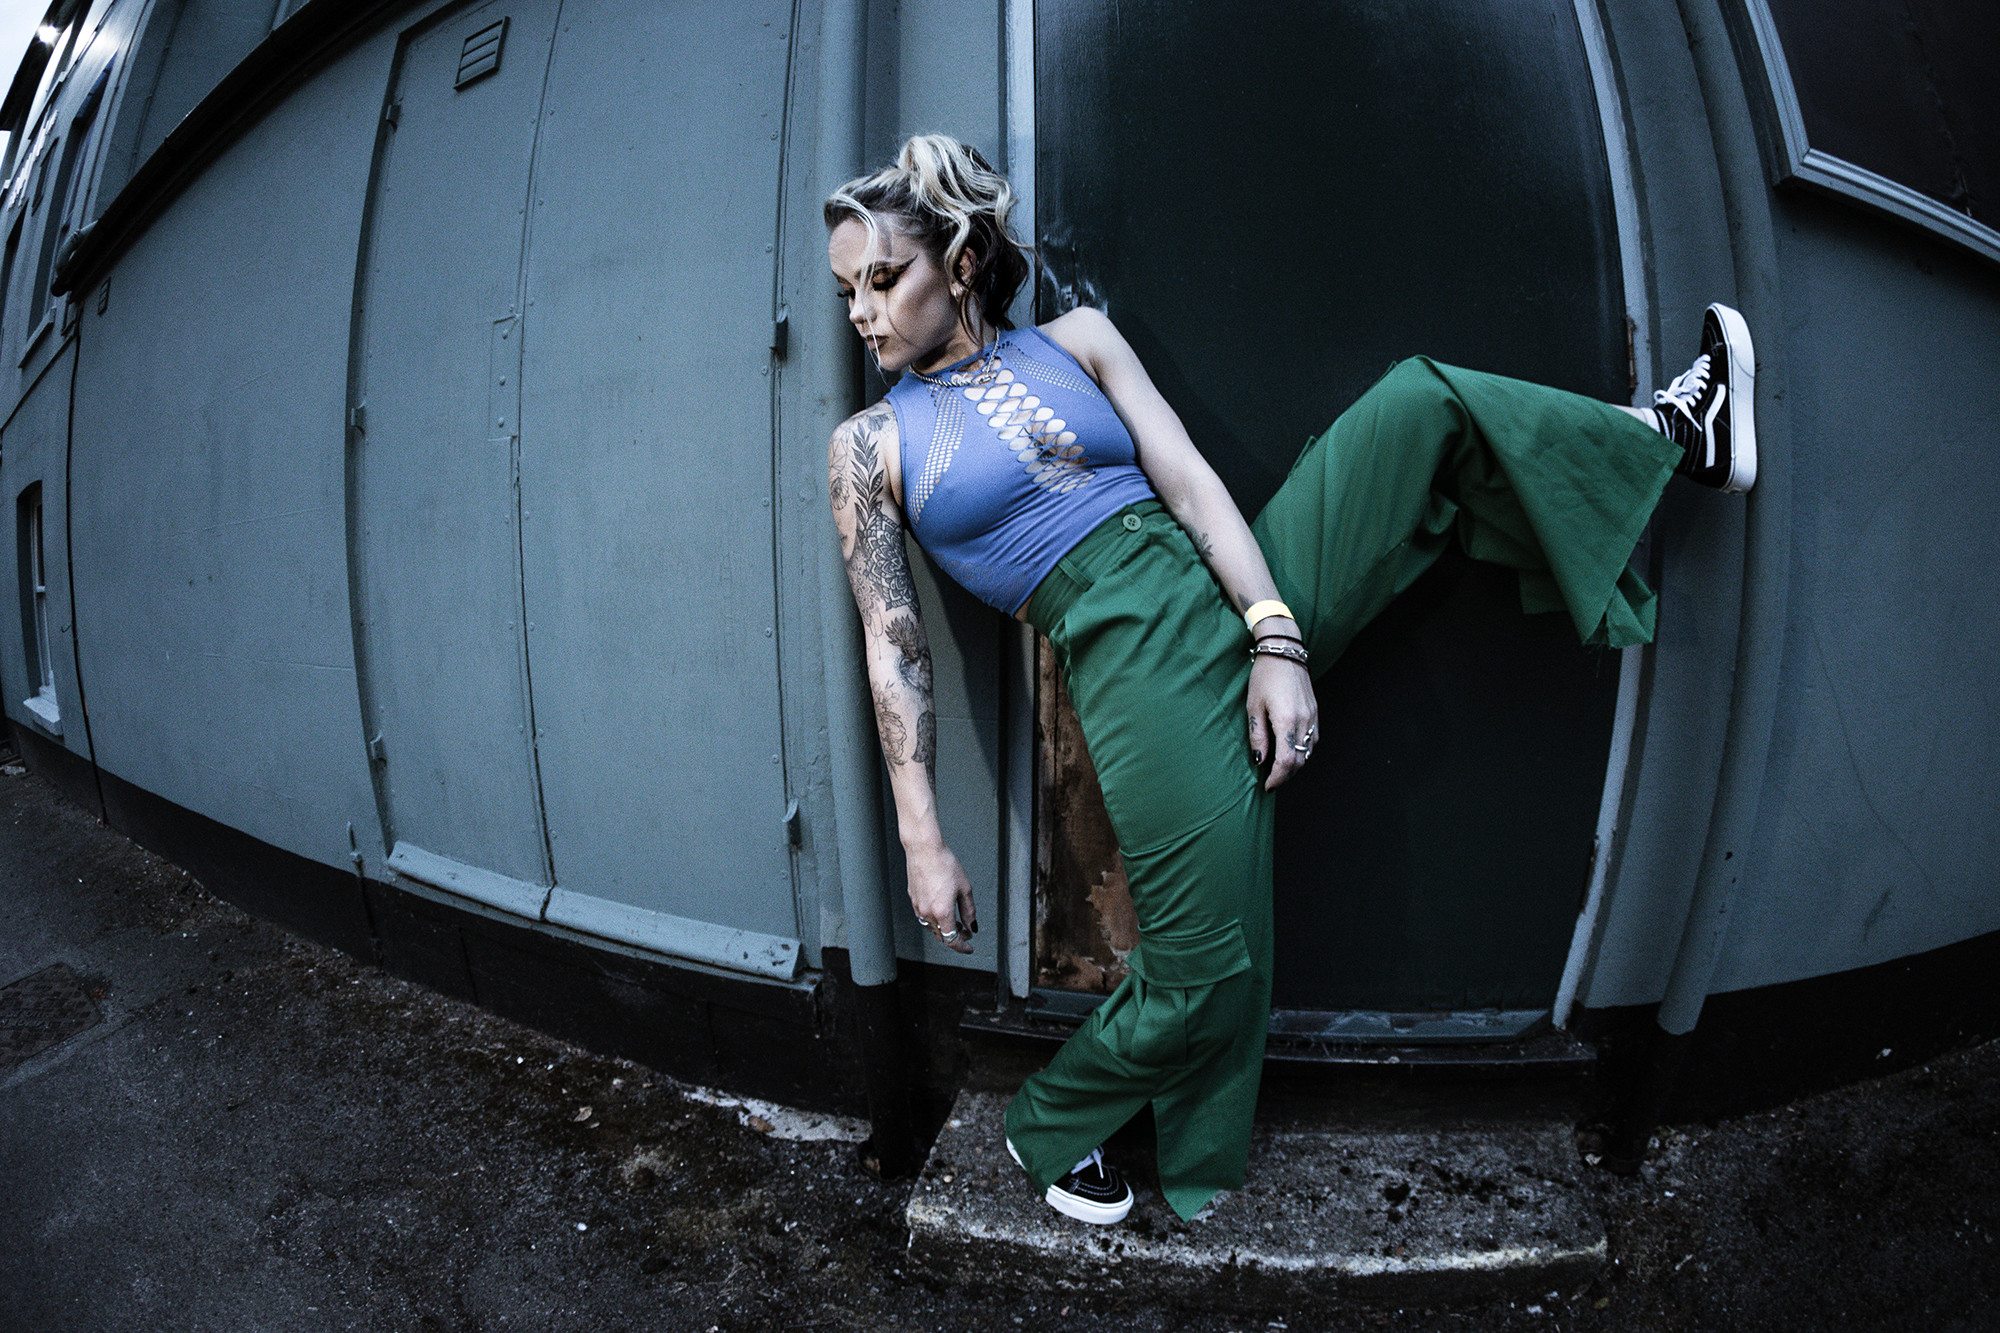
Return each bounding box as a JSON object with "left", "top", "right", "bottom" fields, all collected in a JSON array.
[
  {"left": 1246, "top": 652, "right": 1319, "bottom": 790},
  {"left": 906, "top": 841, "right": 978, "bottom": 954}
]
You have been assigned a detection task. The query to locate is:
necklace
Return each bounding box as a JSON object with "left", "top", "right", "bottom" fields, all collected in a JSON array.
[{"left": 908, "top": 340, "right": 1002, "bottom": 387}]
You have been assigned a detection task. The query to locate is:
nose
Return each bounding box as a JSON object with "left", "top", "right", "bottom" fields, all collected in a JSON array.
[{"left": 847, "top": 288, "right": 877, "bottom": 333}]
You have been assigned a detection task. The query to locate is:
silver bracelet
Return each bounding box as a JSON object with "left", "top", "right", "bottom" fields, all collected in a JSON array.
[{"left": 1249, "top": 640, "right": 1310, "bottom": 667}]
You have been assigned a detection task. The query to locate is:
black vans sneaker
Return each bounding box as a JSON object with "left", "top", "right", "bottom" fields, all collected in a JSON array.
[
  {"left": 1652, "top": 302, "right": 1756, "bottom": 493},
  {"left": 1006, "top": 1137, "right": 1134, "bottom": 1225}
]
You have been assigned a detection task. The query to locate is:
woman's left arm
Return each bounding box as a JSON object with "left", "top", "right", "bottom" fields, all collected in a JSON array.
[{"left": 1044, "top": 307, "right": 1318, "bottom": 790}]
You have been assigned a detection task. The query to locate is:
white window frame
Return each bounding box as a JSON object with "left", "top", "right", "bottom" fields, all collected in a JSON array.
[
  {"left": 1736, "top": 0, "right": 2000, "bottom": 267},
  {"left": 21, "top": 491, "right": 59, "bottom": 733}
]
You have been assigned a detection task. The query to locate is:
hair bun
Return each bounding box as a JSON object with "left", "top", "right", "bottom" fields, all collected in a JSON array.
[{"left": 826, "top": 134, "right": 1034, "bottom": 335}]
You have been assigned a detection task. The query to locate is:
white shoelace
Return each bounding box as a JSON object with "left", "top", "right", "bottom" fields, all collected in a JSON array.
[
  {"left": 1069, "top": 1147, "right": 1104, "bottom": 1177},
  {"left": 1654, "top": 352, "right": 1713, "bottom": 419}
]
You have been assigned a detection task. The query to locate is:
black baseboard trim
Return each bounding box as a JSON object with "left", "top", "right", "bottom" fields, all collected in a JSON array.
[
  {"left": 8, "top": 722, "right": 103, "bottom": 819},
  {"left": 1573, "top": 925, "right": 2000, "bottom": 1122},
  {"left": 38, "top": 756, "right": 999, "bottom": 1116},
  {"left": 19, "top": 729, "right": 1990, "bottom": 1127}
]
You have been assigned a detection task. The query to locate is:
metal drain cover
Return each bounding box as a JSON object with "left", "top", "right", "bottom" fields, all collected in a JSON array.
[{"left": 0, "top": 962, "right": 102, "bottom": 1068}]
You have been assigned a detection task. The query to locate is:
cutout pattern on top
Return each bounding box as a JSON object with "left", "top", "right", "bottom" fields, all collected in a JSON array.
[{"left": 963, "top": 365, "right": 1093, "bottom": 496}]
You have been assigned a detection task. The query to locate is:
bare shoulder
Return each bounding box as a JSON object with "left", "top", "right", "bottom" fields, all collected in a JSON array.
[
  {"left": 829, "top": 398, "right": 903, "bottom": 514},
  {"left": 831, "top": 398, "right": 898, "bottom": 461},
  {"left": 1038, "top": 306, "right": 1133, "bottom": 380}
]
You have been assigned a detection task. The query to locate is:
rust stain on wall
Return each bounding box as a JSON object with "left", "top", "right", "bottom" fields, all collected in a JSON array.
[{"left": 1034, "top": 637, "right": 1133, "bottom": 994}]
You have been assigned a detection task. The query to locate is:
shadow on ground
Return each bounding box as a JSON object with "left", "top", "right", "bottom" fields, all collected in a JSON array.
[{"left": 1, "top": 761, "right": 1996, "bottom": 1332}]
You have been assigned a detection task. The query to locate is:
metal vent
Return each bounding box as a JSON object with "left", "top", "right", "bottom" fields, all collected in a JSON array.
[{"left": 454, "top": 17, "right": 509, "bottom": 89}]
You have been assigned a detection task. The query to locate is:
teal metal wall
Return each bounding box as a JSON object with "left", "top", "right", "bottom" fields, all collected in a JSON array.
[
  {"left": 1577, "top": 0, "right": 2000, "bottom": 1008},
  {"left": 0, "top": 0, "right": 1993, "bottom": 1058}
]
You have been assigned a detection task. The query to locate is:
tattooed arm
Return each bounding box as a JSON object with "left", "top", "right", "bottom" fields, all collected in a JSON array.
[
  {"left": 1041, "top": 305, "right": 1320, "bottom": 792},
  {"left": 829, "top": 401, "right": 978, "bottom": 953}
]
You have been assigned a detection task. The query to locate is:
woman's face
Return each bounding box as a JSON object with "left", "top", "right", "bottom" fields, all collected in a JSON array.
[{"left": 828, "top": 214, "right": 976, "bottom": 375}]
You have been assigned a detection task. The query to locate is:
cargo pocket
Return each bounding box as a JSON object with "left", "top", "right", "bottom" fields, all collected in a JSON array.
[
  {"left": 1122, "top": 920, "right": 1255, "bottom": 1070},
  {"left": 1127, "top": 919, "right": 1253, "bottom": 989}
]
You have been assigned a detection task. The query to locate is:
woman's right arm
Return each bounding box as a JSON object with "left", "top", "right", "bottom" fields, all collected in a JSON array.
[{"left": 829, "top": 402, "right": 978, "bottom": 953}]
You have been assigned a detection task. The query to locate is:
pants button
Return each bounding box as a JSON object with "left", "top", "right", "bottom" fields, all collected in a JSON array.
[{"left": 1121, "top": 513, "right": 1143, "bottom": 531}]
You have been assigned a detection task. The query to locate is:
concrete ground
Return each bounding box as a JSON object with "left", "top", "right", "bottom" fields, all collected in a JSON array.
[{"left": 3, "top": 758, "right": 1998, "bottom": 1333}]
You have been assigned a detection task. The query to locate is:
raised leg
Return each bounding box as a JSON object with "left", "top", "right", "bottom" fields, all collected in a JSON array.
[{"left": 1251, "top": 357, "right": 1682, "bottom": 667}]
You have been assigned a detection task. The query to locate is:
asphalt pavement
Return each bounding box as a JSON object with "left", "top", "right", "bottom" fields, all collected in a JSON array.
[{"left": 2, "top": 754, "right": 1997, "bottom": 1332}]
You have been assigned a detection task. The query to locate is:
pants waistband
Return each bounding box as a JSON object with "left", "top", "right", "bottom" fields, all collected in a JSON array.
[{"left": 1022, "top": 498, "right": 1171, "bottom": 634}]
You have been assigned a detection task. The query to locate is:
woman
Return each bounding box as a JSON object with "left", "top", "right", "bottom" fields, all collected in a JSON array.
[{"left": 825, "top": 135, "right": 1753, "bottom": 1227}]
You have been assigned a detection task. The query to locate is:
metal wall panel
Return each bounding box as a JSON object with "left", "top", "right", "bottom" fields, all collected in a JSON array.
[
  {"left": 1583, "top": 0, "right": 2000, "bottom": 1007},
  {"left": 64, "top": 28, "right": 389, "bottom": 868},
  {"left": 1709, "top": 203, "right": 2000, "bottom": 990},
  {"left": 514, "top": 1, "right": 798, "bottom": 941},
  {"left": 350, "top": 0, "right": 561, "bottom": 899}
]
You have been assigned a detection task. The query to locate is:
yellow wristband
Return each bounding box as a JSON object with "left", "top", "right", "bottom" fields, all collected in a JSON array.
[{"left": 1244, "top": 599, "right": 1295, "bottom": 633}]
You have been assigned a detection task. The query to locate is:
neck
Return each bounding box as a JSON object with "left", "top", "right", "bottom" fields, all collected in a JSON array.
[{"left": 909, "top": 319, "right": 996, "bottom": 376}]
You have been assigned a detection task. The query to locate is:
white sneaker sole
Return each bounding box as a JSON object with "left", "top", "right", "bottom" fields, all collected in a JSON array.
[
  {"left": 1707, "top": 301, "right": 1757, "bottom": 494},
  {"left": 1005, "top": 1137, "right": 1134, "bottom": 1226}
]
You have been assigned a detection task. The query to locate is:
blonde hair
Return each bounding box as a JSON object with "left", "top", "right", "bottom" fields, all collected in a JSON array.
[{"left": 825, "top": 133, "right": 1033, "bottom": 334}]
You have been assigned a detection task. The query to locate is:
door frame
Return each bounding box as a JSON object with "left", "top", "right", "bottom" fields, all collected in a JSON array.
[{"left": 1004, "top": 0, "right": 1657, "bottom": 1027}]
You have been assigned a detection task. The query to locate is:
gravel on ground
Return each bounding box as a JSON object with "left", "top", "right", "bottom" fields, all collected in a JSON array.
[{"left": 1, "top": 760, "right": 1995, "bottom": 1332}]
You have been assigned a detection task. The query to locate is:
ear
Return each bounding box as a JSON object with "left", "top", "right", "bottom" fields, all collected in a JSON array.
[{"left": 953, "top": 246, "right": 978, "bottom": 294}]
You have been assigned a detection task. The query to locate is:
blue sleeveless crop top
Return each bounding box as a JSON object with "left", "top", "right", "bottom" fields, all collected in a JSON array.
[{"left": 886, "top": 324, "right": 1158, "bottom": 614}]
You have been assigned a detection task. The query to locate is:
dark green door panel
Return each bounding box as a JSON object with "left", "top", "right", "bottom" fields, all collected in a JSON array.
[{"left": 1036, "top": 0, "right": 1628, "bottom": 1011}]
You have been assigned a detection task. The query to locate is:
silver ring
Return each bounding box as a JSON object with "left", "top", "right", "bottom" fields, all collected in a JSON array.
[
  {"left": 939, "top": 927, "right": 963, "bottom": 943},
  {"left": 916, "top": 915, "right": 934, "bottom": 928},
  {"left": 1291, "top": 743, "right": 1312, "bottom": 753}
]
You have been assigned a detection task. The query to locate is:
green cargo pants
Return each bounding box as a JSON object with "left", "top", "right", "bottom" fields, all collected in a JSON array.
[{"left": 1004, "top": 358, "right": 1683, "bottom": 1222}]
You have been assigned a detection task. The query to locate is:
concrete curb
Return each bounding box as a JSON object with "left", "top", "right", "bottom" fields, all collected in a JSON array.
[{"left": 907, "top": 1091, "right": 1606, "bottom": 1310}]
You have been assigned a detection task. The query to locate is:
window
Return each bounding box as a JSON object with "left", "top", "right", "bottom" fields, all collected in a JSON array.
[
  {"left": 0, "top": 215, "right": 20, "bottom": 345},
  {"left": 16, "top": 484, "right": 58, "bottom": 732},
  {"left": 27, "top": 68, "right": 105, "bottom": 343},
  {"left": 1738, "top": 0, "right": 2000, "bottom": 264}
]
